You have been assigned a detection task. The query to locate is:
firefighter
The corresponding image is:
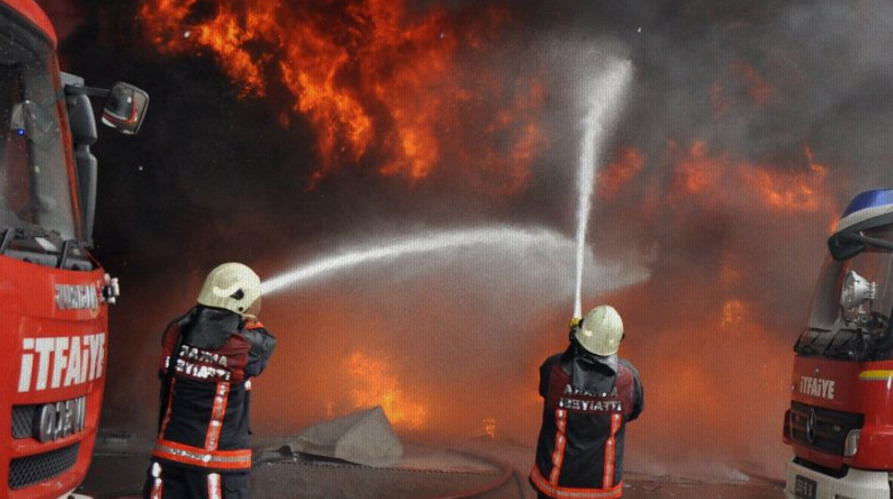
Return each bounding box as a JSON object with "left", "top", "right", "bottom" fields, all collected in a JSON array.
[
  {"left": 530, "top": 305, "right": 643, "bottom": 499},
  {"left": 143, "top": 263, "right": 276, "bottom": 499}
]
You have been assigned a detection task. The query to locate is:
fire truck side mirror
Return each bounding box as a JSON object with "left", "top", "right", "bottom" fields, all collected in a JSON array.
[{"left": 101, "top": 82, "right": 149, "bottom": 136}]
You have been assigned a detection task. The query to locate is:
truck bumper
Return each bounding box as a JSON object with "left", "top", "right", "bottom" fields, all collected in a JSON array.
[
  {"left": 785, "top": 458, "right": 890, "bottom": 499},
  {"left": 58, "top": 492, "right": 93, "bottom": 499}
]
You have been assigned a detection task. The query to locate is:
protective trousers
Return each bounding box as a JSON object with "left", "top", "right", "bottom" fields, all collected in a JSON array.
[{"left": 143, "top": 460, "right": 250, "bottom": 499}]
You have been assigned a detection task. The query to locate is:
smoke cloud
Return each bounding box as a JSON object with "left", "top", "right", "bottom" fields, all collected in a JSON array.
[{"left": 38, "top": 0, "right": 893, "bottom": 481}]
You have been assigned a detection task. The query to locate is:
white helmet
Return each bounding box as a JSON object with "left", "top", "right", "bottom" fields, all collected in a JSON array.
[
  {"left": 196, "top": 262, "right": 261, "bottom": 317},
  {"left": 575, "top": 305, "right": 624, "bottom": 356}
]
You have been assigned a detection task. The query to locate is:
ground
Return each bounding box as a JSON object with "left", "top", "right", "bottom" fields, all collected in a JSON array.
[{"left": 78, "top": 434, "right": 786, "bottom": 498}]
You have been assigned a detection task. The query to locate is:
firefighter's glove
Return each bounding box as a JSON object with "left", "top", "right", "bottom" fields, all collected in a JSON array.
[{"left": 568, "top": 316, "right": 583, "bottom": 340}]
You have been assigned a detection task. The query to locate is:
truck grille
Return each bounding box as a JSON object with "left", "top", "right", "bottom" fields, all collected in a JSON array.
[
  {"left": 788, "top": 401, "right": 863, "bottom": 455},
  {"left": 8, "top": 443, "right": 79, "bottom": 489},
  {"left": 11, "top": 397, "right": 87, "bottom": 442},
  {"left": 11, "top": 405, "right": 37, "bottom": 439}
]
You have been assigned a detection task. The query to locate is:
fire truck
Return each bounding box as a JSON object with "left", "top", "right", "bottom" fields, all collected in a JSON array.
[
  {"left": 784, "top": 189, "right": 893, "bottom": 499},
  {"left": 0, "top": 0, "right": 147, "bottom": 497}
]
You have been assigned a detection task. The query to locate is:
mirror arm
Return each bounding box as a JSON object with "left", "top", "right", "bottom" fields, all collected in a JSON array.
[{"left": 64, "top": 84, "right": 110, "bottom": 99}]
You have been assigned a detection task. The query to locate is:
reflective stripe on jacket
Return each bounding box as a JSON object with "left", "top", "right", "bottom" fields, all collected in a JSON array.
[
  {"left": 153, "top": 306, "right": 275, "bottom": 473},
  {"left": 530, "top": 349, "right": 642, "bottom": 498}
]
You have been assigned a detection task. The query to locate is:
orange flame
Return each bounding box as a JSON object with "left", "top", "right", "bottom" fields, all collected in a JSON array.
[
  {"left": 731, "top": 62, "right": 773, "bottom": 107},
  {"left": 660, "top": 141, "right": 834, "bottom": 218},
  {"left": 738, "top": 145, "right": 829, "bottom": 213},
  {"left": 720, "top": 299, "right": 745, "bottom": 328},
  {"left": 343, "top": 351, "right": 427, "bottom": 430},
  {"left": 630, "top": 290, "right": 792, "bottom": 462},
  {"left": 597, "top": 146, "right": 645, "bottom": 200},
  {"left": 138, "top": 0, "right": 544, "bottom": 191},
  {"left": 141, "top": 0, "right": 274, "bottom": 96},
  {"left": 710, "top": 61, "right": 774, "bottom": 118},
  {"left": 483, "top": 417, "right": 497, "bottom": 439},
  {"left": 672, "top": 141, "right": 722, "bottom": 196}
]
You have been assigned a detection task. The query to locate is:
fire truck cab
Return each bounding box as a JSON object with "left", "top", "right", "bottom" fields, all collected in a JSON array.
[
  {"left": 784, "top": 189, "right": 893, "bottom": 499},
  {"left": 0, "top": 0, "right": 147, "bottom": 497}
]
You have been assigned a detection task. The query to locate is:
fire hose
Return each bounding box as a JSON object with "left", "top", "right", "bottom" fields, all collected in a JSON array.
[{"left": 428, "top": 450, "right": 525, "bottom": 499}]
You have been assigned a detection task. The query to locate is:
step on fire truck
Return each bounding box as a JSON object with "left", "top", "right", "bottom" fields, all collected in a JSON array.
[
  {"left": 0, "top": 1, "right": 148, "bottom": 497},
  {"left": 784, "top": 189, "right": 893, "bottom": 499}
]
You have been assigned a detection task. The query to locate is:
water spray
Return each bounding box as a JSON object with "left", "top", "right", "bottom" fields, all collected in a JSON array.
[
  {"left": 260, "top": 59, "right": 636, "bottom": 317},
  {"left": 572, "top": 59, "right": 634, "bottom": 319},
  {"left": 262, "top": 225, "right": 576, "bottom": 296}
]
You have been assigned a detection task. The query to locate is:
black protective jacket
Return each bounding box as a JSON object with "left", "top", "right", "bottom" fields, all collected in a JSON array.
[
  {"left": 530, "top": 342, "right": 643, "bottom": 498},
  {"left": 151, "top": 306, "right": 276, "bottom": 473}
]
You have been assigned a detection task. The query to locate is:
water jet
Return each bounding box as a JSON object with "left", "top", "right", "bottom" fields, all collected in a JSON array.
[
  {"left": 261, "top": 225, "right": 622, "bottom": 297},
  {"left": 572, "top": 59, "right": 634, "bottom": 319}
]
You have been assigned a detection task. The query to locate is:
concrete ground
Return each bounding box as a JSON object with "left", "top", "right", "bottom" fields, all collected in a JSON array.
[{"left": 77, "top": 435, "right": 785, "bottom": 498}]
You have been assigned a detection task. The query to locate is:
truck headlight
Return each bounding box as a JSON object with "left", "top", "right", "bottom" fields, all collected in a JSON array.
[{"left": 844, "top": 429, "right": 860, "bottom": 457}]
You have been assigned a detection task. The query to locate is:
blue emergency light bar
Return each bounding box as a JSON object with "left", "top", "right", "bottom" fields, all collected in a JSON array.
[{"left": 841, "top": 189, "right": 893, "bottom": 219}]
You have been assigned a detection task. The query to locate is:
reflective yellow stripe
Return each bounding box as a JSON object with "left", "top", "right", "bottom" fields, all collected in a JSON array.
[{"left": 858, "top": 370, "right": 893, "bottom": 381}]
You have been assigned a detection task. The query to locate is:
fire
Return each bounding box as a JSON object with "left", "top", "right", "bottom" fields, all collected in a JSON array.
[
  {"left": 659, "top": 141, "right": 834, "bottom": 217},
  {"left": 605, "top": 252, "right": 797, "bottom": 469},
  {"left": 343, "top": 351, "right": 427, "bottom": 430},
  {"left": 598, "top": 135, "right": 840, "bottom": 468},
  {"left": 731, "top": 62, "right": 773, "bottom": 107},
  {"left": 140, "top": 0, "right": 273, "bottom": 96},
  {"left": 720, "top": 299, "right": 745, "bottom": 328},
  {"left": 597, "top": 146, "right": 645, "bottom": 200},
  {"left": 483, "top": 417, "right": 497, "bottom": 439},
  {"left": 710, "top": 61, "right": 774, "bottom": 118},
  {"left": 738, "top": 145, "right": 829, "bottom": 214},
  {"left": 138, "top": 0, "right": 544, "bottom": 191},
  {"left": 671, "top": 141, "right": 722, "bottom": 197}
]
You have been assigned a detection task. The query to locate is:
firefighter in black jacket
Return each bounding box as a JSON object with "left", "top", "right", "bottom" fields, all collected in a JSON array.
[
  {"left": 143, "top": 263, "right": 276, "bottom": 499},
  {"left": 530, "top": 305, "right": 643, "bottom": 499}
]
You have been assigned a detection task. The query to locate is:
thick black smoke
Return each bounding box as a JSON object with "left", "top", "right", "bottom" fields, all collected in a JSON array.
[{"left": 38, "top": 0, "right": 893, "bottom": 480}]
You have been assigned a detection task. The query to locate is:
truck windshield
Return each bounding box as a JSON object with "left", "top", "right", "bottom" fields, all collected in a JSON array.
[
  {"left": 795, "top": 226, "right": 893, "bottom": 361},
  {"left": 0, "top": 14, "right": 76, "bottom": 241}
]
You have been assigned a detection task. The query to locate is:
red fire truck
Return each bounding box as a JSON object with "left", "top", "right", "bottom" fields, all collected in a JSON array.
[
  {"left": 784, "top": 189, "right": 893, "bottom": 499},
  {"left": 0, "top": 0, "right": 147, "bottom": 497}
]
